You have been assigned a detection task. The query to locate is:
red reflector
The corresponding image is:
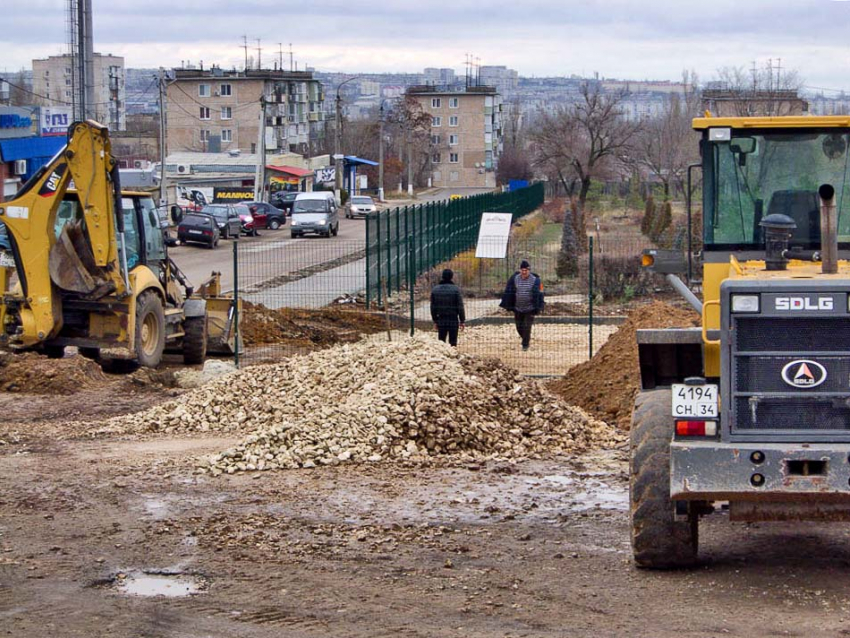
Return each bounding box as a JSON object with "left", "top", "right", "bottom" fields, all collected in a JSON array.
[{"left": 676, "top": 420, "right": 717, "bottom": 436}]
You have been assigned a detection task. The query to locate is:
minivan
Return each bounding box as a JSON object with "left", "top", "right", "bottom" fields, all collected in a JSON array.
[{"left": 290, "top": 192, "right": 339, "bottom": 238}]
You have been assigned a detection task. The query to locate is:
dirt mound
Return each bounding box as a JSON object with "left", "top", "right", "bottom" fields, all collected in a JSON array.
[
  {"left": 0, "top": 351, "right": 107, "bottom": 395},
  {"left": 547, "top": 301, "right": 699, "bottom": 429},
  {"left": 241, "top": 302, "right": 388, "bottom": 348}
]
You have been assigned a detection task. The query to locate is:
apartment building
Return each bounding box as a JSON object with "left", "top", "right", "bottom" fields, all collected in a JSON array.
[
  {"left": 32, "top": 53, "right": 125, "bottom": 130},
  {"left": 166, "top": 67, "right": 325, "bottom": 156},
  {"left": 408, "top": 85, "right": 502, "bottom": 189}
]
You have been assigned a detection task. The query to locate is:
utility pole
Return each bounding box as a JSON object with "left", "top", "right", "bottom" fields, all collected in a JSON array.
[
  {"left": 334, "top": 76, "right": 359, "bottom": 205},
  {"left": 157, "top": 68, "right": 168, "bottom": 209},
  {"left": 254, "top": 96, "right": 267, "bottom": 201},
  {"left": 406, "top": 125, "right": 413, "bottom": 197},
  {"left": 378, "top": 102, "right": 385, "bottom": 202}
]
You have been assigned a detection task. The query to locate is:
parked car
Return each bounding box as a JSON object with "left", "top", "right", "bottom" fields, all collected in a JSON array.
[
  {"left": 245, "top": 201, "right": 286, "bottom": 230},
  {"left": 271, "top": 191, "right": 298, "bottom": 214},
  {"left": 233, "top": 203, "right": 259, "bottom": 236},
  {"left": 200, "top": 204, "right": 242, "bottom": 239},
  {"left": 290, "top": 192, "right": 339, "bottom": 238},
  {"left": 177, "top": 213, "right": 220, "bottom": 248},
  {"left": 345, "top": 195, "right": 377, "bottom": 219}
]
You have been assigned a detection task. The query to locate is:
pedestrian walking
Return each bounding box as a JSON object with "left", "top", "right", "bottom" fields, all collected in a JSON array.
[
  {"left": 430, "top": 268, "right": 465, "bottom": 347},
  {"left": 499, "top": 259, "right": 544, "bottom": 351}
]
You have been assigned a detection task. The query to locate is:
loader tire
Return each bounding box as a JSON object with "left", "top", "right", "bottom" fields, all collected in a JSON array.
[
  {"left": 44, "top": 345, "right": 65, "bottom": 359},
  {"left": 135, "top": 291, "right": 165, "bottom": 368},
  {"left": 78, "top": 347, "right": 99, "bottom": 360},
  {"left": 182, "top": 316, "right": 207, "bottom": 365},
  {"left": 630, "top": 389, "right": 698, "bottom": 569}
]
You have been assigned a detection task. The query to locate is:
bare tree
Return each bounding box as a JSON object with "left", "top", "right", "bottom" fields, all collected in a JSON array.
[
  {"left": 9, "top": 70, "right": 29, "bottom": 107},
  {"left": 529, "top": 83, "right": 641, "bottom": 209},
  {"left": 705, "top": 62, "right": 805, "bottom": 116},
  {"left": 391, "top": 95, "right": 433, "bottom": 190},
  {"left": 633, "top": 71, "right": 701, "bottom": 199}
]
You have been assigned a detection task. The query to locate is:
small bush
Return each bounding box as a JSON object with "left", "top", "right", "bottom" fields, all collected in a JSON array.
[
  {"left": 588, "top": 255, "right": 654, "bottom": 302},
  {"left": 650, "top": 200, "right": 672, "bottom": 243},
  {"left": 556, "top": 206, "right": 580, "bottom": 278},
  {"left": 640, "top": 194, "right": 655, "bottom": 237}
]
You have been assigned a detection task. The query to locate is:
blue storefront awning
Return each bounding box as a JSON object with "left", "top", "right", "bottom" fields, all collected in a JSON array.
[{"left": 0, "top": 136, "right": 66, "bottom": 180}]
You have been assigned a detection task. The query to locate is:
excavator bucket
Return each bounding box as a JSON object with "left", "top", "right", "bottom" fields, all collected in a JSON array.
[
  {"left": 205, "top": 296, "right": 242, "bottom": 354},
  {"left": 194, "top": 272, "right": 241, "bottom": 354},
  {"left": 48, "top": 220, "right": 115, "bottom": 298}
]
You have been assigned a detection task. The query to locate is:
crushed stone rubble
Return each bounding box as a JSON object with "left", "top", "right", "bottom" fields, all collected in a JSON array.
[{"left": 96, "top": 336, "right": 621, "bottom": 474}]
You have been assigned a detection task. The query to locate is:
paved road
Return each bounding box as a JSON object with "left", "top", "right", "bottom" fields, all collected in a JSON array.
[{"left": 169, "top": 216, "right": 367, "bottom": 293}]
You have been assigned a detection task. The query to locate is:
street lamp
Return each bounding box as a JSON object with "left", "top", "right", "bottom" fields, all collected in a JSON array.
[{"left": 334, "top": 76, "right": 360, "bottom": 205}]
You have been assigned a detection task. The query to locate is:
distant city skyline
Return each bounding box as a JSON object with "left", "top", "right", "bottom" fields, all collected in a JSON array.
[{"left": 4, "top": 1, "right": 850, "bottom": 92}]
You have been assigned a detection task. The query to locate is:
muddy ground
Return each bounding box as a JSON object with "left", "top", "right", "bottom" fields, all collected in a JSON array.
[{"left": 3, "top": 381, "right": 850, "bottom": 637}]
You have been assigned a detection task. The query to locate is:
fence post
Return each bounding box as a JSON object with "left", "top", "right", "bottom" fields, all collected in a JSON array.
[
  {"left": 409, "top": 208, "right": 416, "bottom": 337},
  {"left": 588, "top": 235, "right": 594, "bottom": 361},
  {"left": 232, "top": 239, "right": 239, "bottom": 368},
  {"left": 386, "top": 207, "right": 393, "bottom": 297},
  {"left": 376, "top": 211, "right": 382, "bottom": 307},
  {"left": 365, "top": 213, "right": 371, "bottom": 308}
]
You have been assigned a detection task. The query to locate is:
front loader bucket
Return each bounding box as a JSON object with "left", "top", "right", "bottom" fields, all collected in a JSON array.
[
  {"left": 49, "top": 220, "right": 114, "bottom": 298},
  {"left": 205, "top": 296, "right": 242, "bottom": 354}
]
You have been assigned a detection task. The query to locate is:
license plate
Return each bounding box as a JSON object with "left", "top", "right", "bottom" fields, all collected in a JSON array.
[
  {"left": 188, "top": 230, "right": 203, "bottom": 234},
  {"left": 672, "top": 383, "right": 718, "bottom": 418},
  {"left": 0, "top": 252, "right": 15, "bottom": 268}
]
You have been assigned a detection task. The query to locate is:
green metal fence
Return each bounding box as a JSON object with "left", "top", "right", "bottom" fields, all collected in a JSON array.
[{"left": 365, "top": 183, "right": 544, "bottom": 306}]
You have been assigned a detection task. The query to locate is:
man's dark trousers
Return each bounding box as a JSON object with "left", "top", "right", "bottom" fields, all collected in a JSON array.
[
  {"left": 437, "top": 320, "right": 459, "bottom": 347},
  {"left": 514, "top": 311, "right": 534, "bottom": 348}
]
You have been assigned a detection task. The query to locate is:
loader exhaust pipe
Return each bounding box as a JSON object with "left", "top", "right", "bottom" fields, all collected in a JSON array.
[{"left": 819, "top": 183, "right": 838, "bottom": 275}]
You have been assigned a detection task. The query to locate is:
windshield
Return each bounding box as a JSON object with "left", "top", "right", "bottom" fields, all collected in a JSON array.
[
  {"left": 293, "top": 200, "right": 328, "bottom": 213},
  {"left": 351, "top": 197, "right": 373, "bottom": 205},
  {"left": 201, "top": 205, "right": 229, "bottom": 220},
  {"left": 183, "top": 214, "right": 212, "bottom": 226},
  {"left": 706, "top": 129, "right": 850, "bottom": 249}
]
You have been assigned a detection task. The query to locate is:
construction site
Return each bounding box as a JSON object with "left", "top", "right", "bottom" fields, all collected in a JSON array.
[{"left": 5, "top": 110, "right": 850, "bottom": 638}]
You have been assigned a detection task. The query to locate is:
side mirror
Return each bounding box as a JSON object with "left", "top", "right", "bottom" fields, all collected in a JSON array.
[
  {"left": 170, "top": 205, "right": 183, "bottom": 224},
  {"left": 731, "top": 137, "right": 756, "bottom": 167}
]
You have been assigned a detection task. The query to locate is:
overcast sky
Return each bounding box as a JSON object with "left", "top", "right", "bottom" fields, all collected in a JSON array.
[{"left": 3, "top": 0, "right": 850, "bottom": 92}]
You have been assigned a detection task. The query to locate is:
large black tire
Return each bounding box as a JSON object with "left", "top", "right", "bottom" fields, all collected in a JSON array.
[
  {"left": 78, "top": 347, "right": 99, "bottom": 360},
  {"left": 630, "top": 389, "right": 699, "bottom": 569},
  {"left": 268, "top": 218, "right": 281, "bottom": 230},
  {"left": 135, "top": 291, "right": 166, "bottom": 368},
  {"left": 331, "top": 223, "right": 338, "bottom": 237},
  {"left": 44, "top": 345, "right": 65, "bottom": 359},
  {"left": 222, "top": 226, "right": 230, "bottom": 239},
  {"left": 182, "top": 316, "right": 207, "bottom": 365}
]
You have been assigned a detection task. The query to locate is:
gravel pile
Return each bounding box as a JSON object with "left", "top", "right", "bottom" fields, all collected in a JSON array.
[{"left": 99, "top": 336, "right": 620, "bottom": 473}]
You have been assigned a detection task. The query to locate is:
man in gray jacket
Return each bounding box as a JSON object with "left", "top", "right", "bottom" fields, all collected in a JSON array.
[
  {"left": 430, "top": 269, "right": 465, "bottom": 346},
  {"left": 499, "top": 259, "right": 544, "bottom": 351}
]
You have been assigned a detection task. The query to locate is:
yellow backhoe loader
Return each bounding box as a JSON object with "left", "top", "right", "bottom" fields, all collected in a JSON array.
[{"left": 0, "top": 120, "right": 238, "bottom": 368}]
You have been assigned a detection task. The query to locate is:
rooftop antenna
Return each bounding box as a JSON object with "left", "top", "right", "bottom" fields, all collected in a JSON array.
[
  {"left": 242, "top": 35, "right": 249, "bottom": 72},
  {"left": 289, "top": 43, "right": 294, "bottom": 72},
  {"left": 256, "top": 38, "right": 262, "bottom": 70},
  {"left": 278, "top": 43, "right": 283, "bottom": 72},
  {"left": 476, "top": 56, "right": 481, "bottom": 86}
]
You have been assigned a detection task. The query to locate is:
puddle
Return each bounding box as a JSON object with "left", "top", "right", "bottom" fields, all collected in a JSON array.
[
  {"left": 116, "top": 571, "right": 202, "bottom": 597},
  {"left": 541, "top": 474, "right": 629, "bottom": 512}
]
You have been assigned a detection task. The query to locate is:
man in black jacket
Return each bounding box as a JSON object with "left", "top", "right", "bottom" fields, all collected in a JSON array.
[
  {"left": 430, "top": 269, "right": 465, "bottom": 346},
  {"left": 499, "top": 259, "right": 544, "bottom": 351}
]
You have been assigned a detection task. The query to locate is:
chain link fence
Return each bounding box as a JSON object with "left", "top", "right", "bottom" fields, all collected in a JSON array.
[{"left": 232, "top": 201, "right": 676, "bottom": 376}]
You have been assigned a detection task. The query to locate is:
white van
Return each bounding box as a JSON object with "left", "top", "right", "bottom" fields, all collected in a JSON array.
[{"left": 290, "top": 192, "right": 339, "bottom": 238}]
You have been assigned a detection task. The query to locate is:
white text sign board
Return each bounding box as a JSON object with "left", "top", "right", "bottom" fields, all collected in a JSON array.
[{"left": 475, "top": 212, "right": 512, "bottom": 258}]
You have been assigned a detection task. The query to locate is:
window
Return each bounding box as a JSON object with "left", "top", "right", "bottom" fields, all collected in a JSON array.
[
  {"left": 200, "top": 130, "right": 210, "bottom": 142},
  {"left": 431, "top": 134, "right": 441, "bottom": 145},
  {"left": 65, "top": 78, "right": 71, "bottom": 86},
  {"left": 449, "top": 116, "right": 458, "bottom": 127},
  {"left": 449, "top": 153, "right": 459, "bottom": 163},
  {"left": 449, "top": 97, "right": 459, "bottom": 108},
  {"left": 450, "top": 171, "right": 459, "bottom": 182},
  {"left": 220, "top": 83, "right": 232, "bottom": 96},
  {"left": 432, "top": 116, "right": 442, "bottom": 127},
  {"left": 199, "top": 107, "right": 210, "bottom": 120},
  {"left": 198, "top": 84, "right": 210, "bottom": 97},
  {"left": 432, "top": 153, "right": 441, "bottom": 164},
  {"left": 64, "top": 91, "right": 71, "bottom": 98},
  {"left": 449, "top": 134, "right": 459, "bottom": 146},
  {"left": 431, "top": 98, "right": 441, "bottom": 108},
  {"left": 221, "top": 106, "right": 232, "bottom": 120},
  {"left": 221, "top": 129, "right": 232, "bottom": 142}
]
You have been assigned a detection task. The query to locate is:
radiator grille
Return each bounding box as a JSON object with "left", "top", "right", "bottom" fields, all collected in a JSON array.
[{"left": 732, "top": 316, "right": 850, "bottom": 433}]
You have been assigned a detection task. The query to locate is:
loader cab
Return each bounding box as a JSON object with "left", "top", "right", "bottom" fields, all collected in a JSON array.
[
  {"left": 699, "top": 121, "right": 850, "bottom": 254},
  {"left": 60, "top": 190, "right": 166, "bottom": 272}
]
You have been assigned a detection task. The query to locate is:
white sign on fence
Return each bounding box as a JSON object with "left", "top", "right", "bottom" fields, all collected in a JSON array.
[{"left": 475, "top": 212, "right": 512, "bottom": 258}]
